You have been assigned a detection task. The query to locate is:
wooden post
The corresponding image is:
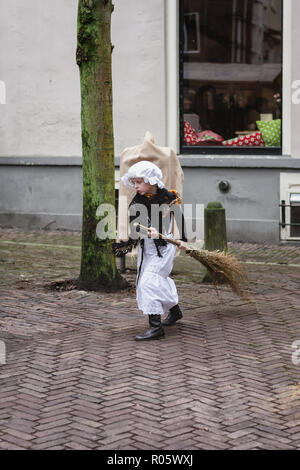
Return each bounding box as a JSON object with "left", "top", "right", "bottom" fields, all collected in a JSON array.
[
  {"left": 120, "top": 255, "right": 126, "bottom": 273},
  {"left": 203, "top": 201, "right": 227, "bottom": 283}
]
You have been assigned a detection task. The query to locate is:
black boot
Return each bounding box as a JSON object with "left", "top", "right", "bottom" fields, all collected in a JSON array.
[
  {"left": 162, "top": 304, "right": 183, "bottom": 326},
  {"left": 135, "top": 314, "right": 165, "bottom": 341}
]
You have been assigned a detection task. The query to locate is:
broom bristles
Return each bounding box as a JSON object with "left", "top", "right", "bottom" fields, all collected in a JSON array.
[
  {"left": 186, "top": 248, "right": 250, "bottom": 301},
  {"left": 133, "top": 223, "right": 250, "bottom": 302}
]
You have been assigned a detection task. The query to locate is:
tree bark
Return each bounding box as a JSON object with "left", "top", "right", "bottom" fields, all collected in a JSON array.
[{"left": 76, "top": 0, "right": 126, "bottom": 291}]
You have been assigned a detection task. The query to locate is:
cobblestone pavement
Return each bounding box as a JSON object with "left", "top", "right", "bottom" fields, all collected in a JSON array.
[{"left": 0, "top": 228, "right": 300, "bottom": 450}]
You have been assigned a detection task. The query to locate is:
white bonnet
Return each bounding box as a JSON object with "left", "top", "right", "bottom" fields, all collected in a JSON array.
[{"left": 121, "top": 160, "right": 165, "bottom": 189}]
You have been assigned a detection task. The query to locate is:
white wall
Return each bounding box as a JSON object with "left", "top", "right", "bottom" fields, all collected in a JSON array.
[
  {"left": 0, "top": 0, "right": 166, "bottom": 158},
  {"left": 0, "top": 0, "right": 81, "bottom": 157},
  {"left": 1, "top": 0, "right": 297, "bottom": 159},
  {"left": 112, "top": 0, "right": 166, "bottom": 155}
]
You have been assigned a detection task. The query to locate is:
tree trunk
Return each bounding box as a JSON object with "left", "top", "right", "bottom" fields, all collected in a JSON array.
[{"left": 76, "top": 0, "right": 126, "bottom": 291}]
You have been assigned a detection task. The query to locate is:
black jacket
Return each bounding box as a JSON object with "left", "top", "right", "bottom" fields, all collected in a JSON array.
[{"left": 112, "top": 188, "right": 187, "bottom": 258}]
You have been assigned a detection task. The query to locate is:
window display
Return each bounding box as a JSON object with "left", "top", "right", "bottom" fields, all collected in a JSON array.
[{"left": 180, "top": 0, "right": 282, "bottom": 153}]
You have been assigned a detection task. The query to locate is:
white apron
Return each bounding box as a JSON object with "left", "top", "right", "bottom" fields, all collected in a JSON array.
[{"left": 136, "top": 222, "right": 178, "bottom": 316}]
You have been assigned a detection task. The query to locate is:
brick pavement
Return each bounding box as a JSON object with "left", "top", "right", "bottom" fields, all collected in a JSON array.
[{"left": 0, "top": 228, "right": 300, "bottom": 450}]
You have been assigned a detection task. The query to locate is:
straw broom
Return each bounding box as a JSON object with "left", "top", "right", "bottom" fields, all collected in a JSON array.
[{"left": 134, "top": 223, "right": 250, "bottom": 302}]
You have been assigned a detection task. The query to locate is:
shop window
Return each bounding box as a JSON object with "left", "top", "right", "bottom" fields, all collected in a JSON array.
[{"left": 180, "top": 0, "right": 282, "bottom": 154}]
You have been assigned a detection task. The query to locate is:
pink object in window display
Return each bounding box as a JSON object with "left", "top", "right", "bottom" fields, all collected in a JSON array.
[
  {"left": 196, "top": 130, "right": 224, "bottom": 142},
  {"left": 184, "top": 120, "right": 198, "bottom": 145},
  {"left": 222, "top": 131, "right": 264, "bottom": 147},
  {"left": 184, "top": 121, "right": 224, "bottom": 145}
]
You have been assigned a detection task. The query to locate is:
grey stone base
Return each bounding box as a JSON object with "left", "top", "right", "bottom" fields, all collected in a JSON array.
[
  {"left": 226, "top": 219, "right": 279, "bottom": 243},
  {"left": 1, "top": 155, "right": 298, "bottom": 242},
  {"left": 0, "top": 213, "right": 82, "bottom": 231}
]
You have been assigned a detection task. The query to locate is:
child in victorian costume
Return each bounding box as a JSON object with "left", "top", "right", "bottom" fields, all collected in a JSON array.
[{"left": 113, "top": 160, "right": 187, "bottom": 341}]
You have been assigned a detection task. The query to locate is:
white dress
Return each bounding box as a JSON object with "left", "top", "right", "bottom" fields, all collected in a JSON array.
[{"left": 136, "top": 221, "right": 178, "bottom": 316}]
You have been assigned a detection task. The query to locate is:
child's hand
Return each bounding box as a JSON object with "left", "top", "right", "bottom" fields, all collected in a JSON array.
[
  {"left": 177, "top": 241, "right": 187, "bottom": 251},
  {"left": 147, "top": 227, "right": 159, "bottom": 239}
]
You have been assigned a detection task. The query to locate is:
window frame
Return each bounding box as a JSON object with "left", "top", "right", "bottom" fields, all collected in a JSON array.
[{"left": 176, "top": 0, "right": 286, "bottom": 156}]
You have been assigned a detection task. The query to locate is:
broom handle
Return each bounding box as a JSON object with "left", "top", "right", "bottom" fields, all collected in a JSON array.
[{"left": 133, "top": 223, "right": 182, "bottom": 248}]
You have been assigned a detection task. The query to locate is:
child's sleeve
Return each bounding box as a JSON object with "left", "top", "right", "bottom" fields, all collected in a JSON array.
[{"left": 168, "top": 190, "right": 187, "bottom": 242}]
